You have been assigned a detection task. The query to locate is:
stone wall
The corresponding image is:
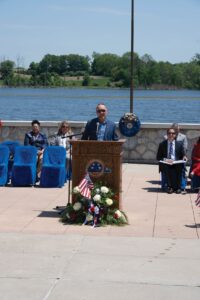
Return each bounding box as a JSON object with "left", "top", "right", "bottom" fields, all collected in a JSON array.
[{"left": 0, "top": 121, "right": 199, "bottom": 164}]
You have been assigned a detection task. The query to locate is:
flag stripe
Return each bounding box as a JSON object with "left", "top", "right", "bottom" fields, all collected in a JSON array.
[
  {"left": 195, "top": 191, "right": 200, "bottom": 207},
  {"left": 78, "top": 173, "right": 94, "bottom": 199}
]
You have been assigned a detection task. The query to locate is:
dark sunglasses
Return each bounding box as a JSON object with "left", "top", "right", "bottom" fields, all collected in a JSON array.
[
  {"left": 97, "top": 109, "right": 106, "bottom": 113},
  {"left": 168, "top": 132, "right": 176, "bottom": 135},
  {"left": 62, "top": 125, "right": 68, "bottom": 128}
]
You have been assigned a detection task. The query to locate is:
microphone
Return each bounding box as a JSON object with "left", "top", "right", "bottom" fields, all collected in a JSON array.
[
  {"left": 61, "top": 132, "right": 83, "bottom": 139},
  {"left": 96, "top": 122, "right": 99, "bottom": 136}
]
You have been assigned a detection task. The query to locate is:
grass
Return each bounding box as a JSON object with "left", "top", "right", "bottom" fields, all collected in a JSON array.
[{"left": 0, "top": 75, "right": 113, "bottom": 88}]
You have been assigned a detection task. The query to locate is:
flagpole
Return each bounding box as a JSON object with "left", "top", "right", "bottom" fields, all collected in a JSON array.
[{"left": 130, "top": 0, "right": 134, "bottom": 113}]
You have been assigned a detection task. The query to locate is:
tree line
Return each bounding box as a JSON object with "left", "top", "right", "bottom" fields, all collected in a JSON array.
[{"left": 0, "top": 52, "right": 200, "bottom": 89}]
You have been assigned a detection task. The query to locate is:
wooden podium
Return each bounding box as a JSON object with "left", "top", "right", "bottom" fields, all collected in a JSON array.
[{"left": 70, "top": 140, "right": 125, "bottom": 208}]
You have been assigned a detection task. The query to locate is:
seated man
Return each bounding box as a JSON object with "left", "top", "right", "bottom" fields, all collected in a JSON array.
[
  {"left": 157, "top": 128, "right": 185, "bottom": 194},
  {"left": 24, "top": 120, "right": 48, "bottom": 179}
]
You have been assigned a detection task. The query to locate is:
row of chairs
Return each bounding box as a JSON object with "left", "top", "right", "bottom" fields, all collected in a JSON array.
[{"left": 0, "top": 142, "right": 67, "bottom": 187}]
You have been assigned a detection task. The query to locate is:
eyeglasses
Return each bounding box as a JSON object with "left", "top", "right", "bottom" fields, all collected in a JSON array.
[
  {"left": 168, "top": 132, "right": 176, "bottom": 135},
  {"left": 97, "top": 109, "right": 106, "bottom": 113},
  {"left": 62, "top": 126, "right": 68, "bottom": 128}
]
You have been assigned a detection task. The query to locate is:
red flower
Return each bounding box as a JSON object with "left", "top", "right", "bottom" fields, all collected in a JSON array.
[
  {"left": 70, "top": 212, "right": 77, "bottom": 221},
  {"left": 114, "top": 213, "right": 119, "bottom": 219},
  {"left": 89, "top": 204, "right": 95, "bottom": 213}
]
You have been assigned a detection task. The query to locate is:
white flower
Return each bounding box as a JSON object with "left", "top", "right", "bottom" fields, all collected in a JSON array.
[
  {"left": 114, "top": 210, "right": 122, "bottom": 219},
  {"left": 86, "top": 214, "right": 93, "bottom": 222},
  {"left": 73, "top": 186, "right": 80, "bottom": 194},
  {"left": 105, "top": 198, "right": 113, "bottom": 206},
  {"left": 93, "top": 194, "right": 101, "bottom": 202},
  {"left": 95, "top": 188, "right": 100, "bottom": 194},
  {"left": 100, "top": 186, "right": 109, "bottom": 193},
  {"left": 73, "top": 202, "right": 82, "bottom": 211}
]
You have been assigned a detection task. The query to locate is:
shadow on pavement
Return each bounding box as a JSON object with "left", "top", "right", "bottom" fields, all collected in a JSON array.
[
  {"left": 185, "top": 224, "right": 200, "bottom": 229},
  {"left": 143, "top": 187, "right": 161, "bottom": 193},
  {"left": 147, "top": 180, "right": 161, "bottom": 185},
  {"left": 37, "top": 211, "right": 60, "bottom": 218}
]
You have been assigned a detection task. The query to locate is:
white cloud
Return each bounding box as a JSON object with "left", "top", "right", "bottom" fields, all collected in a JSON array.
[
  {"left": 82, "top": 6, "right": 130, "bottom": 16},
  {"left": 47, "top": 4, "right": 130, "bottom": 16}
]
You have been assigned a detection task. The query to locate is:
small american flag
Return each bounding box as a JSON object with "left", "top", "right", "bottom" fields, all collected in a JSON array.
[
  {"left": 195, "top": 190, "right": 200, "bottom": 207},
  {"left": 78, "top": 173, "right": 94, "bottom": 199}
]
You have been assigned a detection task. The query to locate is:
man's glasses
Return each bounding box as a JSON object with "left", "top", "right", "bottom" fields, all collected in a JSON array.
[
  {"left": 168, "top": 132, "right": 176, "bottom": 135},
  {"left": 97, "top": 109, "right": 106, "bottom": 113}
]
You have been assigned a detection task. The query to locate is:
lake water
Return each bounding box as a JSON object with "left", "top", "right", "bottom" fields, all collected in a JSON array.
[{"left": 0, "top": 87, "right": 200, "bottom": 123}]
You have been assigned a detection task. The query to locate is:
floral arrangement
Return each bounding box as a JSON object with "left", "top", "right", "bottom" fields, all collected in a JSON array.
[{"left": 61, "top": 181, "right": 128, "bottom": 227}]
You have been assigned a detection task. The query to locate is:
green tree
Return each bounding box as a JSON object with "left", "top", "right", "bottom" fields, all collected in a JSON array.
[
  {"left": 91, "top": 53, "right": 120, "bottom": 76},
  {"left": 0, "top": 60, "right": 15, "bottom": 80},
  {"left": 140, "top": 55, "right": 161, "bottom": 86},
  {"left": 65, "top": 54, "right": 90, "bottom": 74},
  {"left": 28, "top": 62, "right": 39, "bottom": 76},
  {"left": 38, "top": 54, "right": 60, "bottom": 74},
  {"left": 191, "top": 53, "right": 200, "bottom": 65},
  {"left": 82, "top": 74, "right": 90, "bottom": 86}
]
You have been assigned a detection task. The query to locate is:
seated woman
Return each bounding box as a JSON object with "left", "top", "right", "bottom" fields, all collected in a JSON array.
[
  {"left": 50, "top": 121, "right": 75, "bottom": 178},
  {"left": 190, "top": 137, "right": 200, "bottom": 190},
  {"left": 24, "top": 119, "right": 48, "bottom": 180}
]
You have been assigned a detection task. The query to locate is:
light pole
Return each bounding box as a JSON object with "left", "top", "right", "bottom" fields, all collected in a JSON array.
[{"left": 130, "top": 0, "right": 134, "bottom": 113}]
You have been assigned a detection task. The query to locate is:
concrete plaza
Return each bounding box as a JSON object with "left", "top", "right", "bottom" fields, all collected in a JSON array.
[{"left": 0, "top": 164, "right": 200, "bottom": 299}]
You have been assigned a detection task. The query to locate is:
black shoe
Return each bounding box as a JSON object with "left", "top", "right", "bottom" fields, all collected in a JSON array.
[
  {"left": 167, "top": 188, "right": 173, "bottom": 194},
  {"left": 35, "top": 176, "right": 40, "bottom": 183},
  {"left": 176, "top": 189, "right": 181, "bottom": 194}
]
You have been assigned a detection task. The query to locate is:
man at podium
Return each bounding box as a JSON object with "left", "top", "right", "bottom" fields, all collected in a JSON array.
[{"left": 82, "top": 103, "right": 119, "bottom": 141}]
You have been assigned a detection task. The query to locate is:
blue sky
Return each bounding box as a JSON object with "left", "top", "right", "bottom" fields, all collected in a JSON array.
[{"left": 0, "top": 0, "right": 199, "bottom": 67}]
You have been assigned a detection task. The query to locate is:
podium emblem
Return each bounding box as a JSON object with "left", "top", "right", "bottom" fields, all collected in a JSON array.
[{"left": 86, "top": 159, "right": 104, "bottom": 178}]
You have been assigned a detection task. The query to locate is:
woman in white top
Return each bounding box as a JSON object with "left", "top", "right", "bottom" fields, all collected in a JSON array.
[
  {"left": 51, "top": 121, "right": 74, "bottom": 153},
  {"left": 50, "top": 121, "right": 75, "bottom": 178}
]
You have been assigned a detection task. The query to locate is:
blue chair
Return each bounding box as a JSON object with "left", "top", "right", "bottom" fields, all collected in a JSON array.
[
  {"left": 11, "top": 146, "right": 37, "bottom": 186},
  {"left": 0, "top": 145, "right": 10, "bottom": 186},
  {"left": 40, "top": 146, "right": 66, "bottom": 188},
  {"left": 1, "top": 141, "right": 20, "bottom": 180}
]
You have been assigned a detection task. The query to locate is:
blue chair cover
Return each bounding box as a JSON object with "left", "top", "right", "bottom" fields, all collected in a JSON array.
[
  {"left": 0, "top": 145, "right": 10, "bottom": 186},
  {"left": 1, "top": 141, "right": 20, "bottom": 157},
  {"left": 11, "top": 146, "right": 37, "bottom": 186},
  {"left": 40, "top": 146, "right": 66, "bottom": 188},
  {"left": 1, "top": 141, "right": 20, "bottom": 180}
]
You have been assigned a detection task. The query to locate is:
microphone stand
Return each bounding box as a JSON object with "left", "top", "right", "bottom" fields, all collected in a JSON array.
[
  {"left": 67, "top": 136, "right": 73, "bottom": 206},
  {"left": 56, "top": 132, "right": 83, "bottom": 214}
]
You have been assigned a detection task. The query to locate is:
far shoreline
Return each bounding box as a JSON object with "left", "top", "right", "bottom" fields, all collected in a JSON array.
[{"left": 0, "top": 85, "right": 199, "bottom": 92}]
